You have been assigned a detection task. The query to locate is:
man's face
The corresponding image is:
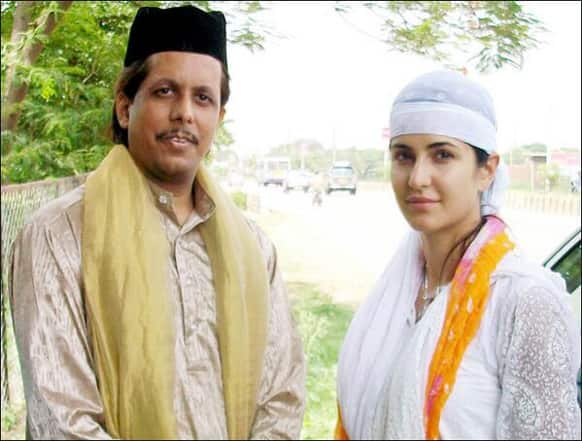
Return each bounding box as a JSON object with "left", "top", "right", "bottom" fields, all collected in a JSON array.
[{"left": 116, "top": 51, "right": 224, "bottom": 186}]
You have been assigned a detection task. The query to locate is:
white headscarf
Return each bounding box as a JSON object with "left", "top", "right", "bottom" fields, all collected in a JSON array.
[{"left": 389, "top": 70, "right": 509, "bottom": 215}]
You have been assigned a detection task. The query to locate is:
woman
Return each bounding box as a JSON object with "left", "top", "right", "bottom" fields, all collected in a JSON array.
[{"left": 335, "top": 70, "right": 581, "bottom": 440}]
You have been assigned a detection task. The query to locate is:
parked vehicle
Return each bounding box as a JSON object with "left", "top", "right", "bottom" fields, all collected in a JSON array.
[
  {"left": 326, "top": 161, "right": 358, "bottom": 195},
  {"left": 543, "top": 227, "right": 581, "bottom": 406},
  {"left": 570, "top": 170, "right": 581, "bottom": 193},
  {"left": 256, "top": 157, "right": 291, "bottom": 186},
  {"left": 284, "top": 169, "right": 313, "bottom": 192}
]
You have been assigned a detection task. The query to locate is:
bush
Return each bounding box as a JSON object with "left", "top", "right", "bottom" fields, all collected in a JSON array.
[{"left": 230, "top": 191, "right": 247, "bottom": 210}]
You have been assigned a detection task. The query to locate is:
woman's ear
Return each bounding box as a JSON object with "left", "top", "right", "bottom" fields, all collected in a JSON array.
[
  {"left": 115, "top": 93, "right": 131, "bottom": 129},
  {"left": 479, "top": 153, "right": 500, "bottom": 192}
]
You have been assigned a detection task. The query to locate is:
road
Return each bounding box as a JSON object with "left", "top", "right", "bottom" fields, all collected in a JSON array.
[{"left": 247, "top": 182, "right": 580, "bottom": 306}]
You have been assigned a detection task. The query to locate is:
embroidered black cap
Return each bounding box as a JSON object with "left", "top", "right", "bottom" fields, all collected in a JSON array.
[{"left": 124, "top": 5, "right": 227, "bottom": 70}]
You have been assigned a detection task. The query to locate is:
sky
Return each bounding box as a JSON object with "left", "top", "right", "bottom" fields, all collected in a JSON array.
[{"left": 225, "top": 1, "right": 581, "bottom": 157}]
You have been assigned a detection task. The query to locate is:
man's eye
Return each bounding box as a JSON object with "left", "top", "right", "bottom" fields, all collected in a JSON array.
[
  {"left": 197, "top": 94, "right": 213, "bottom": 103},
  {"left": 155, "top": 87, "right": 172, "bottom": 96}
]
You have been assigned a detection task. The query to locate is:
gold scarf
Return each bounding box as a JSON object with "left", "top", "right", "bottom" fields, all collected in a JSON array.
[{"left": 82, "top": 145, "right": 268, "bottom": 439}]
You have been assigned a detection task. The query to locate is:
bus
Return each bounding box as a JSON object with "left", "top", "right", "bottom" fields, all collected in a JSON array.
[{"left": 256, "top": 156, "right": 292, "bottom": 186}]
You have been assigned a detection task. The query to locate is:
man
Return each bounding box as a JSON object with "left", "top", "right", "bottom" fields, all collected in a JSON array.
[{"left": 9, "top": 6, "right": 305, "bottom": 439}]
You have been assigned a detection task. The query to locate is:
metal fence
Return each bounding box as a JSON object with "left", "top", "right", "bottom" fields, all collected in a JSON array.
[{"left": 1, "top": 174, "right": 88, "bottom": 410}]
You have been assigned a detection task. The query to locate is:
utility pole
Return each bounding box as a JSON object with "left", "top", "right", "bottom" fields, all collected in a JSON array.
[{"left": 332, "top": 128, "right": 337, "bottom": 163}]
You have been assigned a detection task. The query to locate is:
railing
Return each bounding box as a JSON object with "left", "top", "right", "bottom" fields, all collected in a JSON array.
[{"left": 504, "top": 190, "right": 581, "bottom": 216}]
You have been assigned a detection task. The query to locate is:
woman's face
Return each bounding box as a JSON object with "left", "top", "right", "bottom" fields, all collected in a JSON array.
[{"left": 390, "top": 134, "right": 497, "bottom": 236}]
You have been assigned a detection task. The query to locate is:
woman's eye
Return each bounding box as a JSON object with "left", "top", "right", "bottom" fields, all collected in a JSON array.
[
  {"left": 435, "top": 150, "right": 453, "bottom": 160},
  {"left": 392, "top": 151, "right": 412, "bottom": 162}
]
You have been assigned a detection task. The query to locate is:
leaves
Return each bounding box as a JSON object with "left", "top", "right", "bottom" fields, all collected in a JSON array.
[{"left": 337, "top": 0, "right": 545, "bottom": 73}]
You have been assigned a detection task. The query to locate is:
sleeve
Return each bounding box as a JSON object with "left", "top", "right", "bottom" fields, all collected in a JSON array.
[
  {"left": 9, "top": 220, "right": 113, "bottom": 440},
  {"left": 247, "top": 225, "right": 307, "bottom": 440},
  {"left": 496, "top": 285, "right": 581, "bottom": 440}
]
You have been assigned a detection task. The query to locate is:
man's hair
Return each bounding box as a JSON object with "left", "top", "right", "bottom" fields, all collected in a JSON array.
[{"left": 110, "top": 57, "right": 230, "bottom": 146}]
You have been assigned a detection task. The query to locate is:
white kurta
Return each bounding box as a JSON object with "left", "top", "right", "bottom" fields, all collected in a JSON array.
[{"left": 338, "top": 241, "right": 581, "bottom": 440}]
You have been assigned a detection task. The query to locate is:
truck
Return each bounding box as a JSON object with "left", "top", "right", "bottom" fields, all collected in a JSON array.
[{"left": 256, "top": 157, "right": 292, "bottom": 186}]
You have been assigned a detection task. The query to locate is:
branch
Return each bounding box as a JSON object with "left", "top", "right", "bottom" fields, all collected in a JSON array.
[
  {"left": 26, "top": 1, "right": 74, "bottom": 65},
  {"left": 1, "top": 1, "right": 73, "bottom": 144}
]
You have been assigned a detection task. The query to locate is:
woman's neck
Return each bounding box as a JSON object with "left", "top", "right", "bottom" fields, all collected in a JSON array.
[{"left": 421, "top": 216, "right": 483, "bottom": 291}]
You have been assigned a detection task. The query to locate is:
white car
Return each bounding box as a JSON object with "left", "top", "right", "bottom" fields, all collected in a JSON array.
[
  {"left": 543, "top": 227, "right": 581, "bottom": 406},
  {"left": 325, "top": 162, "right": 358, "bottom": 195},
  {"left": 284, "top": 169, "right": 313, "bottom": 192}
]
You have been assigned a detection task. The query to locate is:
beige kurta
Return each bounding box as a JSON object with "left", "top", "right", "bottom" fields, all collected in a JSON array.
[{"left": 9, "top": 181, "right": 306, "bottom": 440}]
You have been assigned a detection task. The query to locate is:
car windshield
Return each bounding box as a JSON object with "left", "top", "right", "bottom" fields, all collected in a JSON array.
[{"left": 330, "top": 167, "right": 353, "bottom": 176}]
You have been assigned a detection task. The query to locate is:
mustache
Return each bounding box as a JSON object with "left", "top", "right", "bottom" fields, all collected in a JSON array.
[{"left": 156, "top": 129, "right": 199, "bottom": 145}]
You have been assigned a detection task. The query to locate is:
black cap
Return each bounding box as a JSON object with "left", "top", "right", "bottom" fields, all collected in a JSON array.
[{"left": 124, "top": 6, "right": 227, "bottom": 71}]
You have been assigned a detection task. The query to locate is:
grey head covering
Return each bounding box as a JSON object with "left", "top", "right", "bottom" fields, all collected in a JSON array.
[{"left": 389, "top": 70, "right": 509, "bottom": 215}]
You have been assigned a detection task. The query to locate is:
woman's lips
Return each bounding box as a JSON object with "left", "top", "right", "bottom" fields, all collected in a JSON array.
[{"left": 406, "top": 196, "right": 439, "bottom": 209}]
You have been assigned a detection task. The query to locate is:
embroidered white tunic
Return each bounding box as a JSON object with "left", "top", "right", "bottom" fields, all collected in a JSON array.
[{"left": 338, "top": 244, "right": 580, "bottom": 440}]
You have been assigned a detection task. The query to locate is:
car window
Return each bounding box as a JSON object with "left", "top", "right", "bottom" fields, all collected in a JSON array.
[
  {"left": 552, "top": 239, "right": 581, "bottom": 294},
  {"left": 330, "top": 167, "right": 353, "bottom": 176},
  {"left": 571, "top": 285, "right": 581, "bottom": 328}
]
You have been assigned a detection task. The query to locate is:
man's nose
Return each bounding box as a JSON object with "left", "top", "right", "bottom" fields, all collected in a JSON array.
[{"left": 170, "top": 96, "right": 194, "bottom": 123}]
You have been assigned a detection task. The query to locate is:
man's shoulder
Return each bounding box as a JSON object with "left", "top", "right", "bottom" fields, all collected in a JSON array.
[
  {"left": 241, "top": 215, "right": 278, "bottom": 267},
  {"left": 25, "top": 184, "right": 85, "bottom": 231},
  {"left": 243, "top": 216, "right": 274, "bottom": 252}
]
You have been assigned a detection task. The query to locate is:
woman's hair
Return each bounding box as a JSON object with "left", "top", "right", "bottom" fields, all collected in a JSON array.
[
  {"left": 437, "top": 145, "right": 491, "bottom": 286},
  {"left": 109, "top": 57, "right": 231, "bottom": 147}
]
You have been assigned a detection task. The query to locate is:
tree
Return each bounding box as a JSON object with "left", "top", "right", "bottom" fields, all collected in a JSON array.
[
  {"left": 1, "top": 1, "right": 270, "bottom": 183},
  {"left": 335, "top": 1, "right": 545, "bottom": 72},
  {"left": 521, "top": 142, "right": 548, "bottom": 153},
  {"left": 2, "top": 1, "right": 73, "bottom": 139}
]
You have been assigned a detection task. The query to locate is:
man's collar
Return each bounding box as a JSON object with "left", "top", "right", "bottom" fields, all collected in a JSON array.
[{"left": 147, "top": 178, "right": 216, "bottom": 225}]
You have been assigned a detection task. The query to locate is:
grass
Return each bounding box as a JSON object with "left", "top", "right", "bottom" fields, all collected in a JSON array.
[{"left": 288, "top": 282, "right": 354, "bottom": 440}]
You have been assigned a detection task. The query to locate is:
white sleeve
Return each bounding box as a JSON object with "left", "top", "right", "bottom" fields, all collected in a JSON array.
[{"left": 496, "top": 285, "right": 581, "bottom": 440}]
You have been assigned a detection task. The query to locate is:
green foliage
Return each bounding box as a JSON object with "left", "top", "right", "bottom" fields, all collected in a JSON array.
[
  {"left": 337, "top": 1, "right": 544, "bottom": 73},
  {"left": 520, "top": 142, "right": 548, "bottom": 153},
  {"left": 289, "top": 282, "right": 354, "bottom": 440},
  {"left": 501, "top": 142, "right": 548, "bottom": 165},
  {"left": 229, "top": 190, "right": 247, "bottom": 209},
  {"left": 542, "top": 162, "right": 561, "bottom": 190},
  {"left": 1, "top": 407, "right": 17, "bottom": 432},
  {"left": 1, "top": 1, "right": 270, "bottom": 183}
]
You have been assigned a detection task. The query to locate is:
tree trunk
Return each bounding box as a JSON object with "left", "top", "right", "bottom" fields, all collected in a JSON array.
[
  {"left": 2, "top": 1, "right": 34, "bottom": 100},
  {"left": 1, "top": 0, "right": 74, "bottom": 154}
]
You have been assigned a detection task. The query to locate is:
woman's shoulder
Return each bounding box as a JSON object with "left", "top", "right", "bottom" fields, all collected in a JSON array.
[
  {"left": 485, "top": 249, "right": 574, "bottom": 345},
  {"left": 487, "top": 250, "right": 579, "bottom": 367},
  {"left": 491, "top": 249, "right": 568, "bottom": 304}
]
